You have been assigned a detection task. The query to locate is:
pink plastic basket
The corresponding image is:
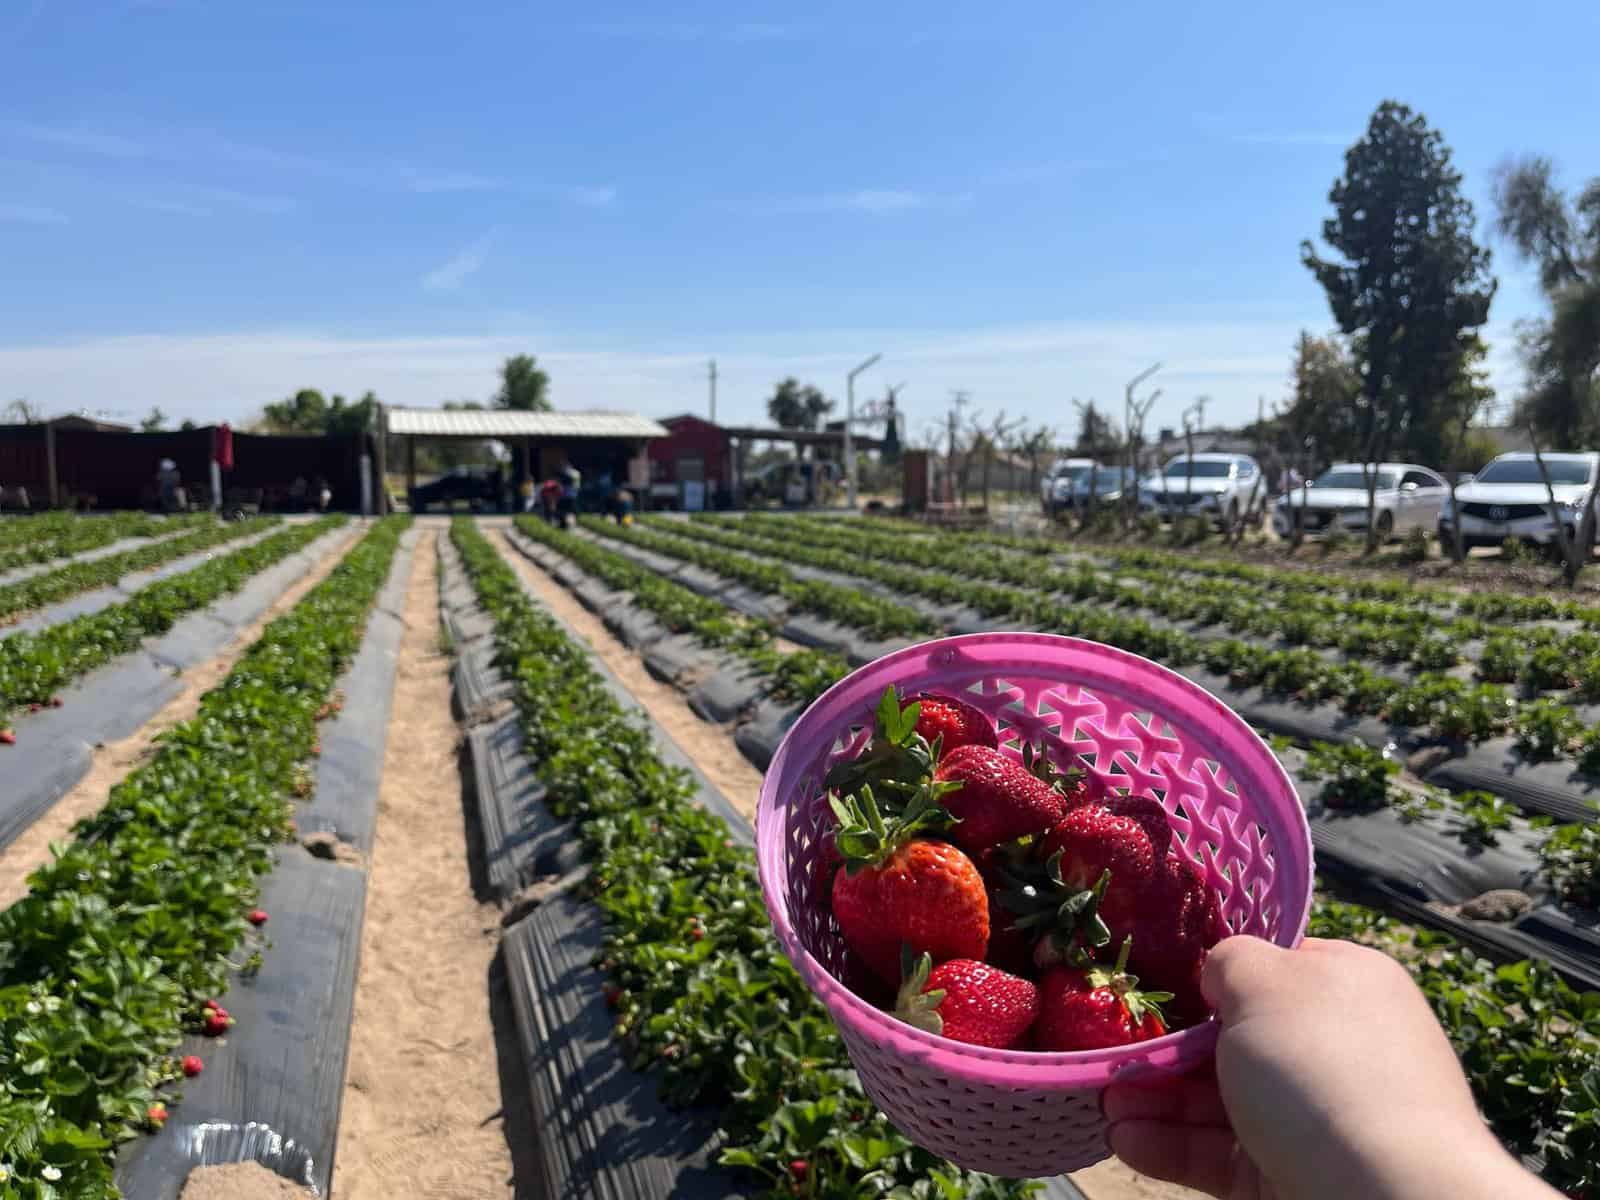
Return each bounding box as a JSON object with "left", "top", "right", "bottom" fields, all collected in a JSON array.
[{"left": 756, "top": 633, "right": 1313, "bottom": 1178}]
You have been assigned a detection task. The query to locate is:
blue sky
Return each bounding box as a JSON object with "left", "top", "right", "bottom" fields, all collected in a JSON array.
[{"left": 2, "top": 0, "right": 1596, "bottom": 442}]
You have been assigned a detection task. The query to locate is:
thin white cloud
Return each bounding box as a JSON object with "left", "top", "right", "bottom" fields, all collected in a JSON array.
[
  {"left": 0, "top": 119, "right": 147, "bottom": 159},
  {"left": 422, "top": 233, "right": 493, "bottom": 292},
  {"left": 569, "top": 185, "right": 617, "bottom": 208},
  {"left": 130, "top": 196, "right": 212, "bottom": 218},
  {"left": 776, "top": 189, "right": 970, "bottom": 215},
  {"left": 0, "top": 202, "right": 68, "bottom": 224},
  {"left": 1232, "top": 132, "right": 1351, "bottom": 148}
]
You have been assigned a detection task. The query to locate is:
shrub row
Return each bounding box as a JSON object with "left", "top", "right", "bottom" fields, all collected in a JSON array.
[
  {"left": 0, "top": 515, "right": 346, "bottom": 723},
  {"left": 0, "top": 515, "right": 407, "bottom": 1195}
]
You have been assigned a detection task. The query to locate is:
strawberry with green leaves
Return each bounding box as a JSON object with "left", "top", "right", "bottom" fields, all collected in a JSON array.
[
  {"left": 825, "top": 687, "right": 943, "bottom": 804},
  {"left": 1041, "top": 802, "right": 1159, "bottom": 931},
  {"left": 910, "top": 692, "right": 997, "bottom": 755},
  {"left": 894, "top": 949, "right": 1039, "bottom": 1049},
  {"left": 1033, "top": 937, "right": 1172, "bottom": 1051},
  {"left": 830, "top": 787, "right": 989, "bottom": 985}
]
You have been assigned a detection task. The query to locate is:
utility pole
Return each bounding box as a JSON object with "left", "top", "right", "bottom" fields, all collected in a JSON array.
[
  {"left": 948, "top": 389, "right": 971, "bottom": 505},
  {"left": 707, "top": 359, "right": 718, "bottom": 424},
  {"left": 845, "top": 353, "right": 881, "bottom": 509}
]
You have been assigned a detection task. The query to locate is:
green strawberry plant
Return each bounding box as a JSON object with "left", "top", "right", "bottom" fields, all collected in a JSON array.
[
  {"left": 0, "top": 516, "right": 407, "bottom": 1195},
  {"left": 1302, "top": 740, "right": 1400, "bottom": 811},
  {"left": 0, "top": 511, "right": 212, "bottom": 573},
  {"left": 453, "top": 519, "right": 1037, "bottom": 1200},
  {"left": 0, "top": 516, "right": 346, "bottom": 719}
]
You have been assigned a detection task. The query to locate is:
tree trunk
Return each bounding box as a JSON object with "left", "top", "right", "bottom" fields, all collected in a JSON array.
[
  {"left": 1527, "top": 426, "right": 1586, "bottom": 587},
  {"left": 1446, "top": 408, "right": 1470, "bottom": 565}
]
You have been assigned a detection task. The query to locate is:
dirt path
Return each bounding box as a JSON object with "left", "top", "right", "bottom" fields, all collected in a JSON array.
[
  {"left": 0, "top": 524, "right": 365, "bottom": 907},
  {"left": 332, "top": 531, "right": 516, "bottom": 1199},
  {"left": 492, "top": 527, "right": 766, "bottom": 820}
]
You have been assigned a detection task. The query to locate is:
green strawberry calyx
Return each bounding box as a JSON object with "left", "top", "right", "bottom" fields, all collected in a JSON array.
[
  {"left": 824, "top": 686, "right": 942, "bottom": 804},
  {"left": 829, "top": 783, "right": 958, "bottom": 873},
  {"left": 997, "top": 851, "right": 1113, "bottom": 965},
  {"left": 1086, "top": 936, "right": 1174, "bottom": 1029},
  {"left": 1020, "top": 739, "right": 1087, "bottom": 797},
  {"left": 892, "top": 947, "right": 947, "bottom": 1036}
]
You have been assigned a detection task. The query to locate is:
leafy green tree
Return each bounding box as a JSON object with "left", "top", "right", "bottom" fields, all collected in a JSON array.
[
  {"left": 1284, "top": 332, "right": 1362, "bottom": 465},
  {"left": 179, "top": 418, "right": 198, "bottom": 431},
  {"left": 324, "top": 391, "right": 378, "bottom": 437},
  {"left": 493, "top": 354, "right": 551, "bottom": 411},
  {"left": 139, "top": 406, "right": 168, "bottom": 432},
  {"left": 1301, "top": 100, "right": 1496, "bottom": 549},
  {"left": 1072, "top": 401, "right": 1121, "bottom": 455},
  {"left": 1492, "top": 155, "right": 1600, "bottom": 447},
  {"left": 261, "top": 388, "right": 330, "bottom": 433},
  {"left": 766, "top": 377, "right": 833, "bottom": 431}
]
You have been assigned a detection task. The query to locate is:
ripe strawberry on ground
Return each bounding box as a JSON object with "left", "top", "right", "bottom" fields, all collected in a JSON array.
[
  {"left": 830, "top": 787, "right": 989, "bottom": 985},
  {"left": 181, "top": 1055, "right": 205, "bottom": 1077},
  {"left": 247, "top": 908, "right": 269, "bottom": 926},
  {"left": 910, "top": 692, "right": 997, "bottom": 756},
  {"left": 895, "top": 950, "right": 1039, "bottom": 1049},
  {"left": 1033, "top": 938, "right": 1172, "bottom": 1051},
  {"left": 203, "top": 1010, "right": 232, "bottom": 1036},
  {"left": 934, "top": 745, "right": 1073, "bottom": 852},
  {"left": 0, "top": 730, "right": 14, "bottom": 745}
]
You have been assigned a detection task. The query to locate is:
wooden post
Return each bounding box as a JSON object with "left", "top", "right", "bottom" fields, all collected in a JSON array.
[
  {"left": 373, "top": 404, "right": 389, "bottom": 515},
  {"left": 406, "top": 437, "right": 417, "bottom": 497},
  {"left": 44, "top": 420, "right": 58, "bottom": 510}
]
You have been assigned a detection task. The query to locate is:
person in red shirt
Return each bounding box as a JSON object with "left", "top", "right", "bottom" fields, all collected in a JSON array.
[{"left": 538, "top": 477, "right": 563, "bottom": 525}]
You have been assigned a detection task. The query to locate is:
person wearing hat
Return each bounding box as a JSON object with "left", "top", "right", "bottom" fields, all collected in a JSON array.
[{"left": 157, "top": 458, "right": 181, "bottom": 512}]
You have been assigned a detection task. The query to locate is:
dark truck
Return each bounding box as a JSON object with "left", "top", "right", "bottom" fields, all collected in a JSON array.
[{"left": 408, "top": 465, "right": 501, "bottom": 513}]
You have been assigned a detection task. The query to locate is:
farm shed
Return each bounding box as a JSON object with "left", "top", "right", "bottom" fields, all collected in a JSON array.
[
  {"left": 646, "top": 413, "right": 886, "bottom": 508},
  {"left": 381, "top": 406, "right": 667, "bottom": 512}
]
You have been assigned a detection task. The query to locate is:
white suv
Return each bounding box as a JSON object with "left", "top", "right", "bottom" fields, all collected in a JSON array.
[
  {"left": 1140, "top": 453, "right": 1262, "bottom": 526},
  {"left": 1439, "top": 451, "right": 1599, "bottom": 550}
]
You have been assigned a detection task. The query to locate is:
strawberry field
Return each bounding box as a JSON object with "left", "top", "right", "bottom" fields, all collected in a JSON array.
[{"left": 1, "top": 510, "right": 1596, "bottom": 1198}]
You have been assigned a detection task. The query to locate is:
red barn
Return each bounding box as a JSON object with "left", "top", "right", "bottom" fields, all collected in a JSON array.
[{"left": 647, "top": 414, "right": 734, "bottom": 509}]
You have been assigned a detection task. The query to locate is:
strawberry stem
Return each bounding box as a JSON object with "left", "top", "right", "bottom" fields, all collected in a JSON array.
[
  {"left": 829, "top": 784, "right": 956, "bottom": 872},
  {"left": 892, "top": 947, "right": 947, "bottom": 1036}
]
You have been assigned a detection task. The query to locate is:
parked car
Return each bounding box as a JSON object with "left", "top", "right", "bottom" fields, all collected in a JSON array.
[
  {"left": 1039, "top": 458, "right": 1101, "bottom": 516},
  {"left": 1139, "top": 453, "right": 1262, "bottom": 525},
  {"left": 1438, "top": 451, "right": 1600, "bottom": 550},
  {"left": 1046, "top": 465, "right": 1137, "bottom": 516},
  {"left": 409, "top": 465, "right": 500, "bottom": 513},
  {"left": 1273, "top": 462, "right": 1449, "bottom": 541}
]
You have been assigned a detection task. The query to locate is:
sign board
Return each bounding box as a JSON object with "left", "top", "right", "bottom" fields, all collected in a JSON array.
[{"left": 682, "top": 480, "right": 706, "bottom": 512}]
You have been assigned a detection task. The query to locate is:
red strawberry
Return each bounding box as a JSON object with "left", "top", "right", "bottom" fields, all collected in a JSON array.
[
  {"left": 0, "top": 729, "right": 14, "bottom": 745},
  {"left": 1032, "top": 938, "right": 1172, "bottom": 1051},
  {"left": 203, "top": 998, "right": 224, "bottom": 1012},
  {"left": 984, "top": 882, "right": 1035, "bottom": 976},
  {"left": 182, "top": 1055, "right": 204, "bottom": 1077},
  {"left": 203, "top": 1011, "right": 232, "bottom": 1036},
  {"left": 28, "top": 702, "right": 42, "bottom": 713},
  {"left": 895, "top": 951, "right": 1039, "bottom": 1049},
  {"left": 830, "top": 789, "right": 989, "bottom": 985},
  {"left": 934, "top": 745, "right": 1071, "bottom": 852},
  {"left": 247, "top": 909, "right": 269, "bottom": 926},
  {"left": 911, "top": 693, "right": 997, "bottom": 756},
  {"left": 1107, "top": 794, "right": 1172, "bottom": 855},
  {"left": 824, "top": 687, "right": 941, "bottom": 803},
  {"left": 50, "top": 696, "right": 63, "bottom": 708},
  {"left": 1041, "top": 804, "right": 1158, "bottom": 931},
  {"left": 1118, "top": 854, "right": 1226, "bottom": 995},
  {"left": 147, "top": 1103, "right": 169, "bottom": 1126},
  {"left": 789, "top": 1161, "right": 808, "bottom": 1181}
]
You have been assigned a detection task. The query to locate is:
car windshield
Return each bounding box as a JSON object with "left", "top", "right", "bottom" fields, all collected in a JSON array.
[
  {"left": 1164, "top": 461, "right": 1232, "bottom": 478},
  {"left": 1314, "top": 468, "right": 1397, "bottom": 490},
  {"left": 1475, "top": 459, "right": 1594, "bottom": 486},
  {"left": 1056, "top": 465, "right": 1097, "bottom": 484}
]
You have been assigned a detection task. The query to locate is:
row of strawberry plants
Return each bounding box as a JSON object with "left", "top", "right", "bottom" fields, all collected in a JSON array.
[
  {"left": 758, "top": 514, "right": 1600, "bottom": 692},
  {"left": 581, "top": 515, "right": 937, "bottom": 640},
  {"left": 0, "top": 515, "right": 279, "bottom": 622},
  {"left": 685, "top": 516, "right": 1600, "bottom": 771},
  {"left": 0, "top": 514, "right": 346, "bottom": 726},
  {"left": 0, "top": 515, "right": 407, "bottom": 1196},
  {"left": 623, "top": 518, "right": 1600, "bottom": 901},
  {"left": 509, "top": 516, "right": 850, "bottom": 707},
  {"left": 454, "top": 518, "right": 1032, "bottom": 1200},
  {"left": 0, "top": 511, "right": 211, "bottom": 572},
  {"left": 862, "top": 514, "right": 1600, "bottom": 628},
  {"left": 495, "top": 518, "right": 1600, "bottom": 1196}
]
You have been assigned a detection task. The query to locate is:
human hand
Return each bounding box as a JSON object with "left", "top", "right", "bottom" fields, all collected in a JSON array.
[{"left": 1101, "top": 936, "right": 1559, "bottom": 1200}]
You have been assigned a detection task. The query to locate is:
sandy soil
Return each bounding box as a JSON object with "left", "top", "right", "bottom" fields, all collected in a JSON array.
[
  {"left": 331, "top": 531, "right": 517, "bottom": 1200},
  {"left": 492, "top": 527, "right": 766, "bottom": 820},
  {"left": 178, "top": 1161, "right": 311, "bottom": 1198},
  {"left": 1071, "top": 1157, "right": 1208, "bottom": 1200},
  {"left": 0, "top": 524, "right": 364, "bottom": 908}
]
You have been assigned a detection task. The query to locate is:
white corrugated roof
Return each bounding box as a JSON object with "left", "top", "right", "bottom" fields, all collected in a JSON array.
[{"left": 385, "top": 408, "right": 669, "bottom": 439}]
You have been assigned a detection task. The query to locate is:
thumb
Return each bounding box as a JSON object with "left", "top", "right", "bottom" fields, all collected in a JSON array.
[{"left": 1200, "top": 934, "right": 1296, "bottom": 1023}]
